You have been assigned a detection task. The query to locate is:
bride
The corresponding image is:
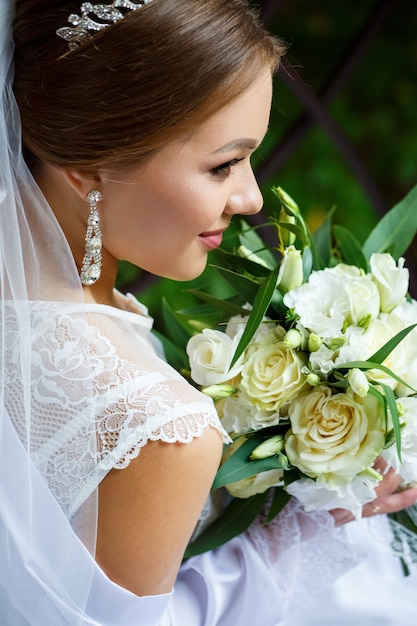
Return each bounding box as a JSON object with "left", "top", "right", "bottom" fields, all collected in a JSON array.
[{"left": 1, "top": 0, "right": 416, "bottom": 624}]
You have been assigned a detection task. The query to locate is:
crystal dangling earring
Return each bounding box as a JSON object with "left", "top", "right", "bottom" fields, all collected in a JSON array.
[{"left": 80, "top": 189, "right": 102, "bottom": 286}]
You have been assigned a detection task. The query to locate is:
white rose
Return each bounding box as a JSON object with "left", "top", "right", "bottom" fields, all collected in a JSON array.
[
  {"left": 343, "top": 274, "right": 380, "bottom": 327},
  {"left": 224, "top": 314, "right": 248, "bottom": 340},
  {"left": 394, "top": 298, "right": 417, "bottom": 326},
  {"left": 325, "top": 263, "right": 380, "bottom": 327},
  {"left": 240, "top": 340, "right": 308, "bottom": 413},
  {"left": 220, "top": 392, "right": 280, "bottom": 435},
  {"left": 335, "top": 313, "right": 407, "bottom": 391},
  {"left": 286, "top": 473, "right": 380, "bottom": 518},
  {"left": 370, "top": 253, "right": 409, "bottom": 313},
  {"left": 284, "top": 269, "right": 350, "bottom": 338},
  {"left": 186, "top": 328, "right": 244, "bottom": 386},
  {"left": 226, "top": 469, "right": 284, "bottom": 498},
  {"left": 285, "top": 386, "right": 385, "bottom": 478},
  {"left": 382, "top": 396, "right": 417, "bottom": 483},
  {"left": 390, "top": 301, "right": 417, "bottom": 395}
]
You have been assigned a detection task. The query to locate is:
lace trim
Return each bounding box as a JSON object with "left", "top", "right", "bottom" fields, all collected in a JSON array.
[{"left": 246, "top": 498, "right": 363, "bottom": 615}]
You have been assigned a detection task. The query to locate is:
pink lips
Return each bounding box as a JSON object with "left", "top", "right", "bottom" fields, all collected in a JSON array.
[{"left": 198, "top": 229, "right": 225, "bottom": 250}]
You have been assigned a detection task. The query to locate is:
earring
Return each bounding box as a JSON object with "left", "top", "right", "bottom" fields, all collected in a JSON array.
[{"left": 80, "top": 189, "right": 102, "bottom": 286}]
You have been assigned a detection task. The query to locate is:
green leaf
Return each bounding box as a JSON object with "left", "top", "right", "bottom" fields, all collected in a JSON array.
[
  {"left": 333, "top": 224, "right": 368, "bottom": 270},
  {"left": 265, "top": 487, "right": 291, "bottom": 523},
  {"left": 213, "top": 248, "right": 271, "bottom": 277},
  {"left": 368, "top": 324, "right": 417, "bottom": 364},
  {"left": 380, "top": 382, "right": 402, "bottom": 462},
  {"left": 152, "top": 330, "right": 188, "bottom": 371},
  {"left": 311, "top": 207, "right": 335, "bottom": 269},
  {"left": 161, "top": 298, "right": 193, "bottom": 350},
  {"left": 213, "top": 429, "right": 287, "bottom": 490},
  {"left": 184, "top": 492, "right": 269, "bottom": 558},
  {"left": 211, "top": 266, "right": 261, "bottom": 303},
  {"left": 302, "top": 246, "right": 313, "bottom": 279},
  {"left": 274, "top": 221, "right": 310, "bottom": 247},
  {"left": 238, "top": 222, "right": 277, "bottom": 268},
  {"left": 229, "top": 265, "right": 281, "bottom": 368},
  {"left": 335, "top": 359, "right": 417, "bottom": 393},
  {"left": 363, "top": 183, "right": 417, "bottom": 260},
  {"left": 184, "top": 290, "right": 247, "bottom": 317}
]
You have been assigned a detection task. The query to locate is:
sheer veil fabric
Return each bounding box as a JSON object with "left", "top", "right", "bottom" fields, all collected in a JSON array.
[{"left": 0, "top": 1, "right": 100, "bottom": 622}]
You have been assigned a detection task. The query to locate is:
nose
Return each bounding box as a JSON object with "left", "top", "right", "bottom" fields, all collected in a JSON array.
[{"left": 224, "top": 167, "right": 263, "bottom": 217}]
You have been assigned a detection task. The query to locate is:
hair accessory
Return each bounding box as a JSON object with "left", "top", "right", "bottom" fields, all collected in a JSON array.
[
  {"left": 56, "top": 0, "right": 153, "bottom": 49},
  {"left": 80, "top": 190, "right": 102, "bottom": 286}
]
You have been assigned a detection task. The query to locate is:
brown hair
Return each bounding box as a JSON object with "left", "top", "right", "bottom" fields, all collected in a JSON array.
[{"left": 13, "top": 0, "right": 285, "bottom": 172}]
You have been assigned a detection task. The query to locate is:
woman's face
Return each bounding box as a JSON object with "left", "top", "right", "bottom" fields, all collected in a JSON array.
[{"left": 99, "top": 69, "right": 273, "bottom": 281}]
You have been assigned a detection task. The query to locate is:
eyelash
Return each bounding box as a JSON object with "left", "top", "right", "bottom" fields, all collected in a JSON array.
[{"left": 211, "top": 157, "right": 245, "bottom": 178}]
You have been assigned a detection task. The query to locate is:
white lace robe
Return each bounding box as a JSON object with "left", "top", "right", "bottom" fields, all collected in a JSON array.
[{"left": 3, "top": 294, "right": 361, "bottom": 625}]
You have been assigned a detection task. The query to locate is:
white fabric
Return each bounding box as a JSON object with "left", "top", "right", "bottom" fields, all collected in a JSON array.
[
  {"left": 0, "top": 0, "right": 361, "bottom": 622},
  {"left": 281, "top": 516, "right": 417, "bottom": 626}
]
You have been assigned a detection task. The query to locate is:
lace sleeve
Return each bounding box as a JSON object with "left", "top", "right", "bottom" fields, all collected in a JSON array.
[{"left": 4, "top": 302, "right": 228, "bottom": 519}]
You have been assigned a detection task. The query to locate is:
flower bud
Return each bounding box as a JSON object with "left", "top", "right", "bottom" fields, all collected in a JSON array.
[
  {"left": 306, "top": 372, "right": 321, "bottom": 387},
  {"left": 307, "top": 333, "right": 322, "bottom": 352},
  {"left": 284, "top": 329, "right": 302, "bottom": 350},
  {"left": 273, "top": 186, "right": 299, "bottom": 217},
  {"left": 348, "top": 368, "right": 369, "bottom": 397},
  {"left": 202, "top": 384, "right": 237, "bottom": 401},
  {"left": 250, "top": 434, "right": 285, "bottom": 460},
  {"left": 326, "top": 337, "right": 346, "bottom": 351},
  {"left": 277, "top": 245, "right": 304, "bottom": 294},
  {"left": 278, "top": 207, "right": 296, "bottom": 247}
]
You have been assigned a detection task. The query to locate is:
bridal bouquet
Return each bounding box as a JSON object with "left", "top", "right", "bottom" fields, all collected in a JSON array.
[{"left": 158, "top": 184, "right": 417, "bottom": 562}]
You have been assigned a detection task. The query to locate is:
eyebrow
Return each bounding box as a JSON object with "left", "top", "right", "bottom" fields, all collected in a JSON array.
[{"left": 210, "top": 139, "right": 260, "bottom": 154}]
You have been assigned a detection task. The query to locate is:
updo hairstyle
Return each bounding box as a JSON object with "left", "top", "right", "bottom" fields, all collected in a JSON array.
[{"left": 13, "top": 0, "right": 285, "bottom": 173}]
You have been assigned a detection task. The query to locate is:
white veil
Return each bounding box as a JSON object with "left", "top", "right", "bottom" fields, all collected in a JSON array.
[{"left": 0, "top": 0, "right": 101, "bottom": 622}]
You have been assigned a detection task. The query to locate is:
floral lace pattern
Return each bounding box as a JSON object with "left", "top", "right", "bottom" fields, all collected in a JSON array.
[
  {"left": 246, "top": 498, "right": 363, "bottom": 615},
  {"left": 3, "top": 301, "right": 227, "bottom": 518}
]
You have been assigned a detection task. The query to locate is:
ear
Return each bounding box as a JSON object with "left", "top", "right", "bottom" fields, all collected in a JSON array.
[{"left": 61, "top": 169, "right": 102, "bottom": 202}]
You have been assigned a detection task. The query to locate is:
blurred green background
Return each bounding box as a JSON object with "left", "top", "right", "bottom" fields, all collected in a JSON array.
[{"left": 117, "top": 0, "right": 417, "bottom": 324}]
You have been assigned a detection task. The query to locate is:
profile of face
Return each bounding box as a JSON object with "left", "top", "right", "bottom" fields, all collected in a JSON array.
[{"left": 97, "top": 69, "right": 273, "bottom": 282}]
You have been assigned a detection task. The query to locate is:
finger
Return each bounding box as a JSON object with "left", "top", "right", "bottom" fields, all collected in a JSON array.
[
  {"left": 363, "top": 487, "right": 417, "bottom": 518},
  {"left": 373, "top": 466, "right": 404, "bottom": 498}
]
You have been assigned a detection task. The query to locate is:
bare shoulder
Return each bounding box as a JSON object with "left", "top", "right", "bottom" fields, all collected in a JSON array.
[{"left": 96, "top": 425, "right": 223, "bottom": 596}]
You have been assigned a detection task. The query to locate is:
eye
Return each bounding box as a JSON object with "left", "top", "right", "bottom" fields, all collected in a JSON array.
[{"left": 211, "top": 157, "right": 244, "bottom": 178}]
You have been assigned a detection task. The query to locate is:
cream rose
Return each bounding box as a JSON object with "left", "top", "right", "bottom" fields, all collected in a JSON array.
[
  {"left": 285, "top": 386, "right": 385, "bottom": 478},
  {"left": 240, "top": 340, "right": 308, "bottom": 413},
  {"left": 186, "top": 328, "right": 244, "bottom": 386}
]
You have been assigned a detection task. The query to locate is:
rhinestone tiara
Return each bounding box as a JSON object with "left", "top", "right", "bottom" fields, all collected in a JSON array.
[{"left": 56, "top": 0, "right": 154, "bottom": 49}]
